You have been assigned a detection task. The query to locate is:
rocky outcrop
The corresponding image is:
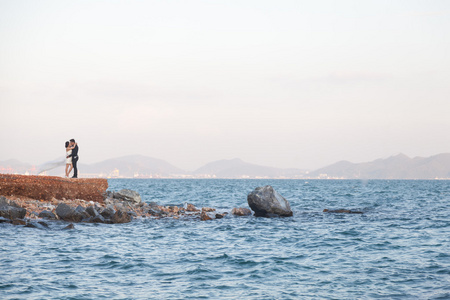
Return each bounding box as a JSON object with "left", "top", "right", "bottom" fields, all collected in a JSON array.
[
  {"left": 0, "top": 196, "right": 27, "bottom": 220},
  {"left": 0, "top": 174, "right": 107, "bottom": 202},
  {"left": 231, "top": 207, "right": 252, "bottom": 216},
  {"left": 247, "top": 185, "right": 293, "bottom": 217},
  {"left": 56, "top": 203, "right": 84, "bottom": 222},
  {"left": 38, "top": 210, "right": 57, "bottom": 220},
  {"left": 105, "top": 189, "right": 142, "bottom": 205}
]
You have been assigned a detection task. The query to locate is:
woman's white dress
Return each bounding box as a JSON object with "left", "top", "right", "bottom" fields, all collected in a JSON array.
[{"left": 66, "top": 149, "right": 72, "bottom": 164}]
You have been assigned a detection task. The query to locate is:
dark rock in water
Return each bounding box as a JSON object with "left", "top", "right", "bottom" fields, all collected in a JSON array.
[
  {"left": 38, "top": 210, "right": 57, "bottom": 220},
  {"left": 38, "top": 221, "right": 49, "bottom": 228},
  {"left": 215, "top": 213, "right": 228, "bottom": 219},
  {"left": 0, "top": 206, "right": 27, "bottom": 220},
  {"left": 112, "top": 210, "right": 132, "bottom": 223},
  {"left": 25, "top": 222, "right": 37, "bottom": 228},
  {"left": 12, "top": 219, "right": 26, "bottom": 226},
  {"left": 148, "top": 202, "right": 159, "bottom": 208},
  {"left": 247, "top": 185, "right": 293, "bottom": 217},
  {"left": 0, "top": 197, "right": 27, "bottom": 220},
  {"left": 323, "top": 209, "right": 363, "bottom": 214},
  {"left": 128, "top": 211, "right": 138, "bottom": 218},
  {"left": 63, "top": 223, "right": 75, "bottom": 230},
  {"left": 231, "top": 207, "right": 252, "bottom": 216},
  {"left": 0, "top": 218, "right": 12, "bottom": 223},
  {"left": 56, "top": 203, "right": 83, "bottom": 222},
  {"left": 92, "top": 214, "right": 105, "bottom": 223},
  {"left": 86, "top": 205, "right": 99, "bottom": 217},
  {"left": 114, "top": 189, "right": 142, "bottom": 204},
  {"left": 100, "top": 206, "right": 116, "bottom": 219}
]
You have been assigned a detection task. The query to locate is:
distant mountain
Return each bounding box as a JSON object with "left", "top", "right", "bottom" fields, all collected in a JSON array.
[
  {"left": 309, "top": 153, "right": 450, "bottom": 179},
  {"left": 193, "top": 158, "right": 306, "bottom": 178},
  {"left": 0, "top": 159, "right": 35, "bottom": 174},
  {"left": 81, "top": 155, "right": 186, "bottom": 177}
]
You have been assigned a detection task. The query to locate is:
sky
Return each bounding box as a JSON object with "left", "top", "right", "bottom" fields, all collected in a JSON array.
[{"left": 1, "top": 0, "right": 449, "bottom": 171}]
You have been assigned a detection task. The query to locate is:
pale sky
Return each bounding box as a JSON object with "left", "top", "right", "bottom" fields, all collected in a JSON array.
[{"left": 1, "top": 0, "right": 449, "bottom": 171}]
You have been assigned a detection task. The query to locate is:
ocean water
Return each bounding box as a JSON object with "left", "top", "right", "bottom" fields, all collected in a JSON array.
[{"left": 1, "top": 179, "right": 449, "bottom": 299}]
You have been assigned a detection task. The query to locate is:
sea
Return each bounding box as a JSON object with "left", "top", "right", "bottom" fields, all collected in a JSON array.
[{"left": 1, "top": 179, "right": 449, "bottom": 299}]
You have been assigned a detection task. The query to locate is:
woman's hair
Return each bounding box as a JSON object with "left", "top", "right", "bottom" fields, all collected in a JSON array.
[{"left": 65, "top": 141, "right": 69, "bottom": 148}]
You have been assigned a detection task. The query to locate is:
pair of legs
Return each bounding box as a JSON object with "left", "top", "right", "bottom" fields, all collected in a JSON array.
[{"left": 65, "top": 163, "right": 73, "bottom": 178}]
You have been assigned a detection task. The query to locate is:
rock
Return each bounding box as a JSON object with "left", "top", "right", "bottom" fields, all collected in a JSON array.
[
  {"left": 114, "top": 189, "right": 141, "bottom": 204},
  {"left": 100, "top": 205, "right": 116, "bottom": 219},
  {"left": 86, "top": 205, "right": 99, "bottom": 217},
  {"left": 128, "top": 211, "right": 138, "bottom": 218},
  {"left": 0, "top": 205, "right": 27, "bottom": 220},
  {"left": 92, "top": 214, "right": 105, "bottom": 223},
  {"left": 0, "top": 197, "right": 27, "bottom": 220},
  {"left": 25, "top": 222, "right": 37, "bottom": 228},
  {"left": 184, "top": 203, "right": 199, "bottom": 212},
  {"left": 55, "top": 203, "right": 83, "bottom": 222},
  {"left": 202, "top": 207, "right": 216, "bottom": 212},
  {"left": 75, "top": 205, "right": 90, "bottom": 219},
  {"left": 12, "top": 219, "right": 27, "bottom": 225},
  {"left": 38, "top": 221, "right": 49, "bottom": 228},
  {"left": 231, "top": 207, "right": 252, "bottom": 216},
  {"left": 247, "top": 185, "right": 293, "bottom": 217},
  {"left": 38, "top": 210, "right": 57, "bottom": 220},
  {"left": 323, "top": 209, "right": 363, "bottom": 214},
  {"left": 112, "top": 210, "right": 132, "bottom": 223},
  {"left": 215, "top": 213, "right": 228, "bottom": 219},
  {"left": 63, "top": 223, "right": 75, "bottom": 230},
  {"left": 200, "top": 211, "right": 213, "bottom": 221}
]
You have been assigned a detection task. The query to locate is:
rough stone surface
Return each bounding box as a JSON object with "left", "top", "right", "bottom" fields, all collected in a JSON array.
[
  {"left": 63, "top": 223, "right": 75, "bottom": 230},
  {"left": 56, "top": 203, "right": 83, "bottom": 222},
  {"left": 184, "top": 203, "right": 199, "bottom": 212},
  {"left": 202, "top": 207, "right": 216, "bottom": 212},
  {"left": 0, "top": 174, "right": 107, "bottom": 202},
  {"left": 86, "top": 206, "right": 99, "bottom": 217},
  {"left": 0, "top": 205, "right": 27, "bottom": 220},
  {"left": 200, "top": 211, "right": 213, "bottom": 221},
  {"left": 231, "top": 207, "right": 252, "bottom": 216},
  {"left": 12, "top": 219, "right": 26, "bottom": 225},
  {"left": 113, "top": 189, "right": 142, "bottom": 204},
  {"left": 100, "top": 206, "right": 116, "bottom": 219},
  {"left": 247, "top": 185, "right": 293, "bottom": 217},
  {"left": 92, "top": 214, "right": 105, "bottom": 223},
  {"left": 112, "top": 210, "right": 132, "bottom": 223},
  {"left": 38, "top": 210, "right": 57, "bottom": 220}
]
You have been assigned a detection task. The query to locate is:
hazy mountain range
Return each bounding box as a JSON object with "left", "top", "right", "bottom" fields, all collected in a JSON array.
[{"left": 2, "top": 153, "right": 450, "bottom": 179}]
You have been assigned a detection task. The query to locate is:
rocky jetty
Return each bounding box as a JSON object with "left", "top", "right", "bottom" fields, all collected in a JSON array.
[
  {"left": 1, "top": 175, "right": 306, "bottom": 228},
  {"left": 247, "top": 185, "right": 293, "bottom": 217}
]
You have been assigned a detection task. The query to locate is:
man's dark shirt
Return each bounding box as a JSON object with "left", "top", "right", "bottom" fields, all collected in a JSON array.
[{"left": 69, "top": 145, "right": 79, "bottom": 158}]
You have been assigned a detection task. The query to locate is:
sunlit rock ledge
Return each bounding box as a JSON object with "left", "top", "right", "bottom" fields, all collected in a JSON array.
[{"left": 0, "top": 174, "right": 107, "bottom": 203}]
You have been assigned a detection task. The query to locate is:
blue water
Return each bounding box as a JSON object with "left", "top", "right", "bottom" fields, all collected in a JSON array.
[{"left": 1, "top": 180, "right": 449, "bottom": 299}]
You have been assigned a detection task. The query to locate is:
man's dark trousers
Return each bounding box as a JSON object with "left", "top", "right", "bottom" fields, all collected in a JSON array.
[{"left": 72, "top": 156, "right": 79, "bottom": 178}]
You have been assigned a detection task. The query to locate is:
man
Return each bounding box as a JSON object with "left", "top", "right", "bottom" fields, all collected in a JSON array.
[{"left": 67, "top": 139, "right": 79, "bottom": 178}]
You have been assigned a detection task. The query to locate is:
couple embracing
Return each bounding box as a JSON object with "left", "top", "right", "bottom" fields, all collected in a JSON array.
[{"left": 65, "top": 139, "right": 79, "bottom": 178}]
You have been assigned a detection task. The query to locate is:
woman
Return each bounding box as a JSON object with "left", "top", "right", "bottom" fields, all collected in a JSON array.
[{"left": 65, "top": 141, "right": 76, "bottom": 178}]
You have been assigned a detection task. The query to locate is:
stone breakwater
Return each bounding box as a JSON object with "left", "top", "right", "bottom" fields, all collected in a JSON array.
[{"left": 0, "top": 175, "right": 252, "bottom": 228}]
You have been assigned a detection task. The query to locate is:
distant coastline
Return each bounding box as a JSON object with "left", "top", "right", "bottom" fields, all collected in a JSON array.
[{"left": 2, "top": 153, "right": 450, "bottom": 180}]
